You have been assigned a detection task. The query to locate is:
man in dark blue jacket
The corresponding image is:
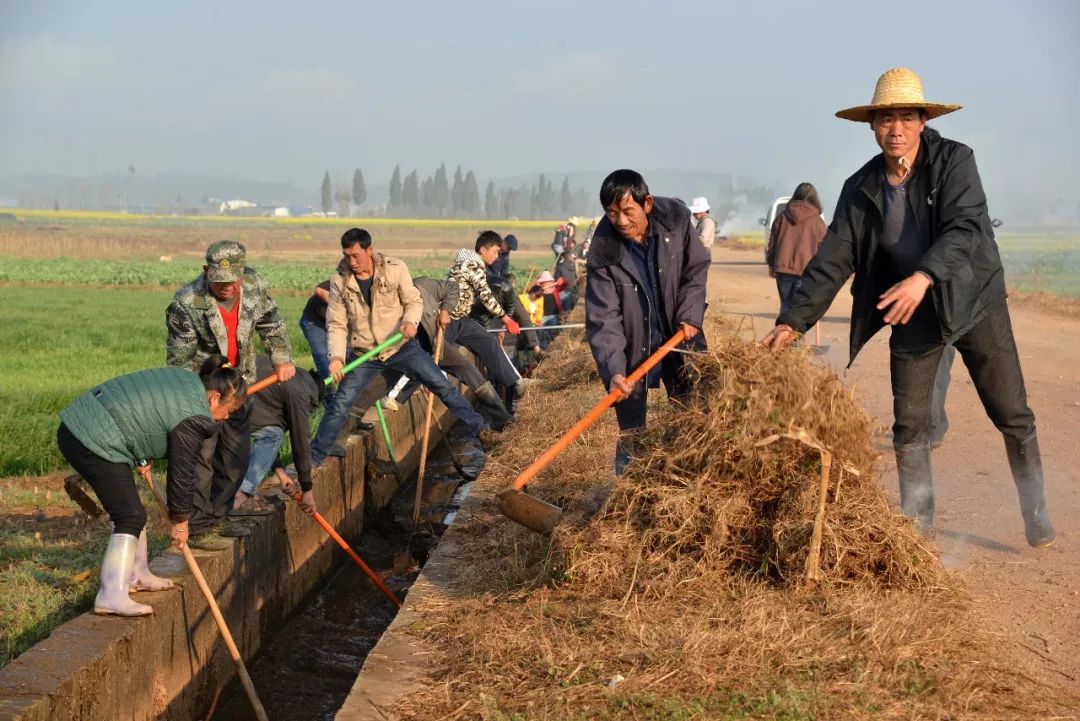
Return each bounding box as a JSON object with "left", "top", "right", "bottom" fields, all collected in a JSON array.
[
  {"left": 762, "top": 68, "right": 1054, "bottom": 547},
  {"left": 586, "top": 169, "right": 710, "bottom": 473}
]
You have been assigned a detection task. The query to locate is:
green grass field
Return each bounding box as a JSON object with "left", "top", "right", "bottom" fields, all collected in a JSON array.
[{"left": 0, "top": 286, "right": 312, "bottom": 477}]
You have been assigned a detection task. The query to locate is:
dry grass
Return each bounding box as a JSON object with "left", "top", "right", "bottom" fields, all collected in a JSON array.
[
  {"left": 0, "top": 219, "right": 559, "bottom": 263},
  {"left": 395, "top": 316, "right": 1077, "bottom": 720}
]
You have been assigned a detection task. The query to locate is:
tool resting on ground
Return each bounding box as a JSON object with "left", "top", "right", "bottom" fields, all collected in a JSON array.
[{"left": 496, "top": 329, "right": 688, "bottom": 533}]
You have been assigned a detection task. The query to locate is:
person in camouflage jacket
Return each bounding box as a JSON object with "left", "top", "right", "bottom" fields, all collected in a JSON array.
[
  {"left": 163, "top": 241, "right": 295, "bottom": 547},
  {"left": 166, "top": 242, "right": 294, "bottom": 384},
  {"left": 447, "top": 233, "right": 521, "bottom": 330}
]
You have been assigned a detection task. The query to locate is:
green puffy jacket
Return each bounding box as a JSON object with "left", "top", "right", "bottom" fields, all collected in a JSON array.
[{"left": 60, "top": 367, "right": 212, "bottom": 466}]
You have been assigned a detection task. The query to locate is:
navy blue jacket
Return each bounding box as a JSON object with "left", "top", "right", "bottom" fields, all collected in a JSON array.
[{"left": 585, "top": 196, "right": 710, "bottom": 387}]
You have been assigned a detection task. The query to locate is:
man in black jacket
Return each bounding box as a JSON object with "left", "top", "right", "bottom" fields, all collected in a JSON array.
[
  {"left": 586, "top": 169, "right": 710, "bottom": 473},
  {"left": 232, "top": 355, "right": 321, "bottom": 515},
  {"left": 762, "top": 68, "right": 1054, "bottom": 547}
]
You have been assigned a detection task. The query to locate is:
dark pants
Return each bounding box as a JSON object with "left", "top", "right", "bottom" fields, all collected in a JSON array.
[
  {"left": 189, "top": 400, "right": 251, "bottom": 534},
  {"left": 57, "top": 423, "right": 147, "bottom": 536},
  {"left": 434, "top": 318, "right": 520, "bottom": 387},
  {"left": 613, "top": 354, "right": 694, "bottom": 475},
  {"left": 299, "top": 314, "right": 329, "bottom": 381},
  {"left": 417, "top": 329, "right": 486, "bottom": 391},
  {"left": 311, "top": 339, "right": 486, "bottom": 465},
  {"left": 776, "top": 273, "right": 803, "bottom": 314},
  {"left": 891, "top": 301, "right": 1034, "bottom": 448}
]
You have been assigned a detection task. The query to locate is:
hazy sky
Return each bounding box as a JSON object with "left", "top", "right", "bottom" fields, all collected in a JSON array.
[{"left": 1, "top": 0, "right": 1077, "bottom": 216}]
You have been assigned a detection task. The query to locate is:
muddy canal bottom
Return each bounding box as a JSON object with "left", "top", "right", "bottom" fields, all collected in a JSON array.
[{"left": 211, "top": 426, "right": 484, "bottom": 721}]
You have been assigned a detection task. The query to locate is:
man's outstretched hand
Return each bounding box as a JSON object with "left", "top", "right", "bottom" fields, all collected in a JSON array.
[
  {"left": 877, "top": 273, "right": 932, "bottom": 325},
  {"left": 761, "top": 324, "right": 798, "bottom": 352}
]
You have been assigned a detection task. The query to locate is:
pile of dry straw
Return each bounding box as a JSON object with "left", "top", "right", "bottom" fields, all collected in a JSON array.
[{"left": 399, "top": 319, "right": 1073, "bottom": 720}]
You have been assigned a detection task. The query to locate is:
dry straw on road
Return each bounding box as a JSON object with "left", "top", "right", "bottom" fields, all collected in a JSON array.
[{"left": 399, "top": 318, "right": 1075, "bottom": 720}]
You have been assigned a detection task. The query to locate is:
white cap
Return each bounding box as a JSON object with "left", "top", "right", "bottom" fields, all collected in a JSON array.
[{"left": 688, "top": 197, "right": 710, "bottom": 213}]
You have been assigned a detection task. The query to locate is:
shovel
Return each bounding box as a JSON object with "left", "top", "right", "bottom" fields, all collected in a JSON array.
[{"left": 496, "top": 329, "right": 688, "bottom": 533}]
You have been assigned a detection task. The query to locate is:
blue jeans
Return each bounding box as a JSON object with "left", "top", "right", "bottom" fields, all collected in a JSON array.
[
  {"left": 776, "top": 273, "right": 803, "bottom": 314},
  {"left": 311, "top": 339, "right": 487, "bottom": 465},
  {"left": 240, "top": 426, "right": 285, "bottom": 495},
  {"left": 299, "top": 315, "right": 329, "bottom": 380}
]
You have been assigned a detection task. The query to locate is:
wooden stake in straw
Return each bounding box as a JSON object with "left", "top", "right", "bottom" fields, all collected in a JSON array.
[
  {"left": 413, "top": 326, "right": 445, "bottom": 526},
  {"left": 805, "top": 449, "right": 833, "bottom": 583},
  {"left": 139, "top": 467, "right": 269, "bottom": 721},
  {"left": 289, "top": 492, "right": 402, "bottom": 608}
]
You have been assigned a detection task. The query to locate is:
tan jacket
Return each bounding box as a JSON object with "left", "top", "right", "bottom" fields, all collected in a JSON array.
[
  {"left": 695, "top": 215, "right": 717, "bottom": 249},
  {"left": 326, "top": 254, "right": 423, "bottom": 363}
]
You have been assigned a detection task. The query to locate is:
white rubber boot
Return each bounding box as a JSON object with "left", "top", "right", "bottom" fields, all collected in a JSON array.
[
  {"left": 94, "top": 533, "right": 153, "bottom": 616},
  {"left": 129, "top": 529, "right": 174, "bottom": 593}
]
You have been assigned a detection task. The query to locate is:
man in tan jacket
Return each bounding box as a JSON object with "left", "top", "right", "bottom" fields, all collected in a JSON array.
[{"left": 310, "top": 228, "right": 489, "bottom": 465}]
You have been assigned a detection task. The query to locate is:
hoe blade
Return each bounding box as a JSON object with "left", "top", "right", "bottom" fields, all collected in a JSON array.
[{"left": 495, "top": 488, "right": 563, "bottom": 534}]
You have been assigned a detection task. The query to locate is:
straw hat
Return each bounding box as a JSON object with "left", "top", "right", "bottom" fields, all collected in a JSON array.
[{"left": 835, "top": 67, "right": 962, "bottom": 123}]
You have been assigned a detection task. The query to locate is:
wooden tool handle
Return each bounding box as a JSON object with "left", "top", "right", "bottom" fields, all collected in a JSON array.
[{"left": 141, "top": 471, "right": 269, "bottom": 721}]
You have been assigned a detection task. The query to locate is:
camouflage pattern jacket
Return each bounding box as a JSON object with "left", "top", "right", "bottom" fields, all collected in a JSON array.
[
  {"left": 166, "top": 267, "right": 293, "bottom": 383},
  {"left": 447, "top": 249, "right": 506, "bottom": 320}
]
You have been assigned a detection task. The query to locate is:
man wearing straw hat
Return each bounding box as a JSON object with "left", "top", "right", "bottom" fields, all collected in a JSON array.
[{"left": 762, "top": 68, "right": 1055, "bottom": 547}]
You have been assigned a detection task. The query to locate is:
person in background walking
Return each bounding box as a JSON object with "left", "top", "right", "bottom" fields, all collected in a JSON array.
[
  {"left": 689, "top": 197, "right": 717, "bottom": 250},
  {"left": 765, "top": 182, "right": 828, "bottom": 314}
]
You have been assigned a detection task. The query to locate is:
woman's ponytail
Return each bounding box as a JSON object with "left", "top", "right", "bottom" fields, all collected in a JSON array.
[{"left": 199, "top": 354, "right": 247, "bottom": 401}]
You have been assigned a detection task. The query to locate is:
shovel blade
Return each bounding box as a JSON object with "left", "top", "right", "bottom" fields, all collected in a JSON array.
[
  {"left": 495, "top": 488, "right": 563, "bottom": 534},
  {"left": 64, "top": 474, "right": 104, "bottom": 517},
  {"left": 810, "top": 344, "right": 831, "bottom": 357}
]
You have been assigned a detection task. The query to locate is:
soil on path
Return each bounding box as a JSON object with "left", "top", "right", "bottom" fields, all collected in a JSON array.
[{"left": 708, "top": 245, "right": 1080, "bottom": 689}]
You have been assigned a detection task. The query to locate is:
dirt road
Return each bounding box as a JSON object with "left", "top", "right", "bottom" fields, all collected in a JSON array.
[{"left": 707, "top": 245, "right": 1080, "bottom": 687}]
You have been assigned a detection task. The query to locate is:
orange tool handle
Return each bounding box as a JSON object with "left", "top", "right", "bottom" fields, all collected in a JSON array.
[
  {"left": 292, "top": 492, "right": 402, "bottom": 608},
  {"left": 246, "top": 375, "right": 280, "bottom": 396},
  {"left": 510, "top": 328, "right": 687, "bottom": 492}
]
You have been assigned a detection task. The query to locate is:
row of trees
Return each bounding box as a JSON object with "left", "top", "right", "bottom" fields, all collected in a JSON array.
[
  {"left": 318, "top": 165, "right": 595, "bottom": 219},
  {"left": 320, "top": 169, "right": 367, "bottom": 216}
]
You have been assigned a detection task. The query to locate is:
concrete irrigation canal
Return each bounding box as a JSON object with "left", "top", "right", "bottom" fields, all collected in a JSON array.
[{"left": 0, "top": 386, "right": 484, "bottom": 721}]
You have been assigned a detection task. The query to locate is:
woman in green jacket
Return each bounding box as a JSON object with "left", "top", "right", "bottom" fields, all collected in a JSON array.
[{"left": 57, "top": 356, "right": 246, "bottom": 616}]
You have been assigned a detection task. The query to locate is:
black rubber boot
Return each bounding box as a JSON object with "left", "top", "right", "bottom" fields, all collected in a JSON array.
[
  {"left": 895, "top": 443, "right": 935, "bottom": 535},
  {"left": 474, "top": 381, "right": 514, "bottom": 428},
  {"left": 1005, "top": 433, "right": 1055, "bottom": 548}
]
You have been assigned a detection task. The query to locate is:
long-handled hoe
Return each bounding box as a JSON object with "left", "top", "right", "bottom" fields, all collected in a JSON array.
[
  {"left": 139, "top": 467, "right": 270, "bottom": 721},
  {"left": 496, "top": 329, "right": 688, "bottom": 533},
  {"left": 286, "top": 492, "right": 402, "bottom": 608}
]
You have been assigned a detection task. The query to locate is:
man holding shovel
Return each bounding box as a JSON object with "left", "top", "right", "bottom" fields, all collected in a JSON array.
[
  {"left": 310, "top": 228, "right": 491, "bottom": 467},
  {"left": 166, "top": 240, "right": 295, "bottom": 549},
  {"left": 761, "top": 67, "right": 1054, "bottom": 547},
  {"left": 586, "top": 169, "right": 710, "bottom": 474}
]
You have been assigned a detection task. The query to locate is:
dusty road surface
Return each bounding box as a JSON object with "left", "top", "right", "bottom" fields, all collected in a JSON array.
[{"left": 708, "top": 245, "right": 1080, "bottom": 689}]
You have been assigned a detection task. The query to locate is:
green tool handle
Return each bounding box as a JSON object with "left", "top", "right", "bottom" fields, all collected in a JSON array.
[
  {"left": 325, "top": 332, "right": 405, "bottom": 386},
  {"left": 374, "top": 400, "right": 396, "bottom": 463}
]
